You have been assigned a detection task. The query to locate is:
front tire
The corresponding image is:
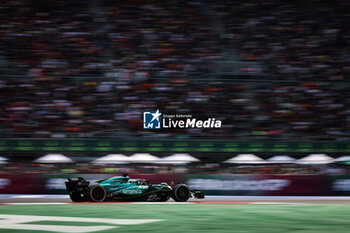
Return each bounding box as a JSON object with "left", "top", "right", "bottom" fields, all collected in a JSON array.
[
  {"left": 86, "top": 184, "right": 106, "bottom": 202},
  {"left": 172, "top": 184, "right": 190, "bottom": 202}
]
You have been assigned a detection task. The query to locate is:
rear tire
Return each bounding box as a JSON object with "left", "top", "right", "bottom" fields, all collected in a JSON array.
[
  {"left": 86, "top": 184, "right": 106, "bottom": 202},
  {"left": 172, "top": 184, "right": 190, "bottom": 202},
  {"left": 69, "top": 193, "right": 85, "bottom": 202}
]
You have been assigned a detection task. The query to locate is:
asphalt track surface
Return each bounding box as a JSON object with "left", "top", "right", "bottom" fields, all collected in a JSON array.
[{"left": 2, "top": 195, "right": 350, "bottom": 204}]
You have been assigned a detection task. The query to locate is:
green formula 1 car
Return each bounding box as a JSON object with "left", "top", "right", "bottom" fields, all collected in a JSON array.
[{"left": 65, "top": 174, "right": 204, "bottom": 202}]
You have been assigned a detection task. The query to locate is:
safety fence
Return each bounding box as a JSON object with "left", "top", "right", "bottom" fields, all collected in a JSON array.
[{"left": 0, "top": 139, "right": 349, "bottom": 153}]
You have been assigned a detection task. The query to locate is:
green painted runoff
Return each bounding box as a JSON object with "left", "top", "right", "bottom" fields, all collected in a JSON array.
[{"left": 0, "top": 204, "right": 349, "bottom": 233}]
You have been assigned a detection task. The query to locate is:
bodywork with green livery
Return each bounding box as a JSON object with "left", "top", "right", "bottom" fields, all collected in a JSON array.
[{"left": 65, "top": 174, "right": 204, "bottom": 202}]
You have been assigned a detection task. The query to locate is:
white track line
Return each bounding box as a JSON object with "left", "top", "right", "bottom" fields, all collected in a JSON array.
[
  {"left": 0, "top": 202, "right": 305, "bottom": 205},
  {"left": 251, "top": 202, "right": 307, "bottom": 205},
  {"left": 6, "top": 202, "right": 69, "bottom": 205}
]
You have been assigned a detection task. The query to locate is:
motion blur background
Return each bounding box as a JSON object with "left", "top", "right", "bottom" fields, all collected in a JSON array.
[{"left": 0, "top": 0, "right": 350, "bottom": 196}]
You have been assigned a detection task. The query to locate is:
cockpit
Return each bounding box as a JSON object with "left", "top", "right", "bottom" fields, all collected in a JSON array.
[{"left": 129, "top": 179, "right": 151, "bottom": 186}]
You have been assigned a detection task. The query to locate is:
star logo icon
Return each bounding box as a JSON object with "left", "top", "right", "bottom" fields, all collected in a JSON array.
[{"left": 150, "top": 109, "right": 161, "bottom": 122}]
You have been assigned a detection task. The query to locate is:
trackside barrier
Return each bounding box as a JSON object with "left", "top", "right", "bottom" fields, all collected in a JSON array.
[
  {"left": 0, "top": 174, "right": 350, "bottom": 195},
  {"left": 185, "top": 174, "right": 334, "bottom": 196},
  {"left": 0, "top": 174, "right": 44, "bottom": 194}
]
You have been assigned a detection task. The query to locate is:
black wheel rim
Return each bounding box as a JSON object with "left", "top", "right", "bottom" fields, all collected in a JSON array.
[
  {"left": 92, "top": 187, "right": 104, "bottom": 201},
  {"left": 177, "top": 186, "right": 189, "bottom": 200}
]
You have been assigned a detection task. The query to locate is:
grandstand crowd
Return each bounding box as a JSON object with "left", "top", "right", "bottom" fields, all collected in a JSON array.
[
  {"left": 0, "top": 79, "right": 348, "bottom": 140},
  {"left": 0, "top": 0, "right": 349, "bottom": 141},
  {"left": 0, "top": 0, "right": 218, "bottom": 76},
  {"left": 219, "top": 0, "right": 350, "bottom": 81}
]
